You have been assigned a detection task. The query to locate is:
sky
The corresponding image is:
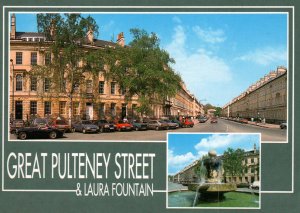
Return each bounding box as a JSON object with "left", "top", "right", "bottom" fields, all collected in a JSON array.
[
  {"left": 167, "top": 133, "right": 260, "bottom": 175},
  {"left": 12, "top": 13, "right": 288, "bottom": 106}
]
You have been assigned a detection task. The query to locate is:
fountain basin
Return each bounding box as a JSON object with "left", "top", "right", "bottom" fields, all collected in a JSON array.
[{"left": 188, "top": 183, "right": 237, "bottom": 193}]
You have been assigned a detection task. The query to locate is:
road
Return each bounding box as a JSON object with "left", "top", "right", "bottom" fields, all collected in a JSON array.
[{"left": 10, "top": 118, "right": 286, "bottom": 142}]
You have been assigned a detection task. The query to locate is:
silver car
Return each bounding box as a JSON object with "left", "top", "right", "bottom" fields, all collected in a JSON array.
[{"left": 73, "top": 120, "right": 99, "bottom": 133}]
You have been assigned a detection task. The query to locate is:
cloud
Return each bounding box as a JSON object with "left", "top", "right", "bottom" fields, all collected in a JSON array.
[
  {"left": 165, "top": 24, "right": 232, "bottom": 104},
  {"left": 192, "top": 26, "right": 226, "bottom": 44},
  {"left": 194, "top": 134, "right": 254, "bottom": 151},
  {"left": 168, "top": 149, "right": 197, "bottom": 174},
  {"left": 172, "top": 16, "right": 182, "bottom": 24},
  {"left": 102, "top": 20, "right": 115, "bottom": 32},
  {"left": 235, "top": 46, "right": 287, "bottom": 66}
]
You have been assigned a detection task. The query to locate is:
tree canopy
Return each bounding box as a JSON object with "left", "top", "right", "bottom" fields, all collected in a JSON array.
[
  {"left": 222, "top": 148, "right": 247, "bottom": 178},
  {"left": 101, "top": 28, "right": 182, "bottom": 115}
]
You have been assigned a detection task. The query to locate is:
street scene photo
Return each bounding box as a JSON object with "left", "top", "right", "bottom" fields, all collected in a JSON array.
[
  {"left": 167, "top": 133, "right": 260, "bottom": 208},
  {"left": 9, "top": 13, "right": 287, "bottom": 141}
]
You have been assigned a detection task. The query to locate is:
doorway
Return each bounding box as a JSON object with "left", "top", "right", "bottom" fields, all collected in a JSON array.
[
  {"left": 86, "top": 103, "right": 93, "bottom": 120},
  {"left": 15, "top": 101, "right": 23, "bottom": 119}
]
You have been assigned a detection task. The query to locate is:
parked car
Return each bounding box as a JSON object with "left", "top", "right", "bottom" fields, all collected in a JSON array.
[
  {"left": 115, "top": 121, "right": 133, "bottom": 131},
  {"left": 93, "top": 119, "right": 116, "bottom": 132},
  {"left": 15, "top": 126, "right": 64, "bottom": 140},
  {"left": 239, "top": 118, "right": 248, "bottom": 124},
  {"left": 250, "top": 181, "right": 260, "bottom": 190},
  {"left": 182, "top": 118, "right": 194, "bottom": 127},
  {"left": 163, "top": 119, "right": 179, "bottom": 129},
  {"left": 170, "top": 119, "right": 183, "bottom": 128},
  {"left": 131, "top": 120, "right": 148, "bottom": 131},
  {"left": 31, "top": 117, "right": 49, "bottom": 127},
  {"left": 147, "top": 120, "right": 169, "bottom": 130},
  {"left": 199, "top": 117, "right": 207, "bottom": 123},
  {"left": 210, "top": 117, "right": 218, "bottom": 123},
  {"left": 10, "top": 119, "right": 25, "bottom": 133},
  {"left": 109, "top": 121, "right": 118, "bottom": 131},
  {"left": 49, "top": 118, "right": 74, "bottom": 133},
  {"left": 73, "top": 120, "right": 99, "bottom": 133},
  {"left": 280, "top": 123, "right": 287, "bottom": 129}
]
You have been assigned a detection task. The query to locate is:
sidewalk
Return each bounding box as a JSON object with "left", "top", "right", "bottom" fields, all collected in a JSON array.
[{"left": 247, "top": 121, "right": 280, "bottom": 129}]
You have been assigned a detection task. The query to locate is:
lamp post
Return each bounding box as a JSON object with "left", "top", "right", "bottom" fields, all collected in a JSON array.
[{"left": 10, "top": 59, "right": 14, "bottom": 121}]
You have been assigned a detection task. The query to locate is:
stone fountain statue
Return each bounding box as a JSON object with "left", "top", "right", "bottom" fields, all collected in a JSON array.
[{"left": 189, "top": 150, "right": 236, "bottom": 203}]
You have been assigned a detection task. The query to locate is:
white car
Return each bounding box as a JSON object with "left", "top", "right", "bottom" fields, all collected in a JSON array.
[{"left": 250, "top": 181, "right": 260, "bottom": 190}]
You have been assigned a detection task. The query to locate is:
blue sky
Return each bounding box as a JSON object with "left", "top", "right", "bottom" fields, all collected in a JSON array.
[
  {"left": 12, "top": 13, "right": 287, "bottom": 106},
  {"left": 168, "top": 133, "right": 260, "bottom": 175}
]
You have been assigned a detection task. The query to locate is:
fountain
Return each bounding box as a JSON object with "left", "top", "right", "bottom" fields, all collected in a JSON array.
[{"left": 188, "top": 150, "right": 236, "bottom": 203}]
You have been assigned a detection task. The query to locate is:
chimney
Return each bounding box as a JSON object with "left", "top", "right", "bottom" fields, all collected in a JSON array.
[
  {"left": 117, "top": 32, "right": 125, "bottom": 47},
  {"left": 253, "top": 143, "right": 257, "bottom": 154},
  {"left": 10, "top": 13, "right": 16, "bottom": 40},
  {"left": 86, "top": 28, "right": 94, "bottom": 44}
]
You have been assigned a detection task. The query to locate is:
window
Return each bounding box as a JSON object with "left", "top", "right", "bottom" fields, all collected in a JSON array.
[
  {"left": 15, "top": 74, "right": 23, "bottom": 91},
  {"left": 99, "top": 103, "right": 105, "bottom": 118},
  {"left": 111, "top": 82, "right": 116, "bottom": 94},
  {"left": 110, "top": 103, "right": 116, "bottom": 116},
  {"left": 45, "top": 52, "right": 51, "bottom": 65},
  {"left": 16, "top": 52, "right": 22, "bottom": 64},
  {"left": 121, "top": 86, "right": 126, "bottom": 95},
  {"left": 59, "top": 101, "right": 66, "bottom": 115},
  {"left": 44, "top": 101, "right": 51, "bottom": 115},
  {"left": 28, "top": 38, "right": 32, "bottom": 42},
  {"left": 73, "top": 102, "right": 80, "bottom": 115},
  {"left": 30, "top": 76, "right": 37, "bottom": 91},
  {"left": 44, "top": 78, "right": 51, "bottom": 92},
  {"left": 31, "top": 52, "right": 37, "bottom": 65},
  {"left": 99, "top": 81, "right": 105, "bottom": 94},
  {"left": 30, "top": 101, "right": 37, "bottom": 115},
  {"left": 86, "top": 80, "right": 93, "bottom": 93}
]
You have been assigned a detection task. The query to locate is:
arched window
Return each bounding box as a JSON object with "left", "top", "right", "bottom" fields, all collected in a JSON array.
[{"left": 16, "top": 74, "right": 23, "bottom": 91}]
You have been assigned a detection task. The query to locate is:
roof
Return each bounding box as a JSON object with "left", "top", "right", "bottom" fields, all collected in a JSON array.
[
  {"left": 16, "top": 32, "right": 45, "bottom": 39},
  {"left": 13, "top": 31, "right": 119, "bottom": 48}
]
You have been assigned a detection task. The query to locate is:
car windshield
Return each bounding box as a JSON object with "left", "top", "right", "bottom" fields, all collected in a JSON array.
[
  {"left": 35, "top": 118, "right": 47, "bottom": 124},
  {"left": 82, "top": 121, "right": 92, "bottom": 124}
]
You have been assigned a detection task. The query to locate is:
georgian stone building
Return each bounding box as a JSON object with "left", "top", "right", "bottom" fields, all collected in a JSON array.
[
  {"left": 222, "top": 67, "right": 287, "bottom": 124},
  {"left": 171, "top": 144, "right": 260, "bottom": 185},
  {"left": 9, "top": 14, "right": 203, "bottom": 122}
]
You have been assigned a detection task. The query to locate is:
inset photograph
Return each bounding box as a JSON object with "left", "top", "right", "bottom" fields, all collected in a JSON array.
[{"left": 167, "top": 133, "right": 260, "bottom": 208}]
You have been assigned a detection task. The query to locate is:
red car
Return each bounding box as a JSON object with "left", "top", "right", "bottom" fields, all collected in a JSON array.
[
  {"left": 49, "top": 118, "right": 74, "bottom": 133},
  {"left": 182, "top": 119, "right": 194, "bottom": 128},
  {"left": 210, "top": 117, "right": 218, "bottom": 123},
  {"left": 115, "top": 121, "right": 133, "bottom": 131}
]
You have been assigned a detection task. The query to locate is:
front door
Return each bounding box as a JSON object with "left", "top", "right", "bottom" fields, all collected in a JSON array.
[
  {"left": 121, "top": 104, "right": 127, "bottom": 119},
  {"left": 15, "top": 101, "right": 23, "bottom": 119},
  {"left": 86, "top": 103, "right": 93, "bottom": 120}
]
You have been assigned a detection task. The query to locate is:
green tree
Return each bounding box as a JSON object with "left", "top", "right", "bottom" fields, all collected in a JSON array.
[
  {"left": 31, "top": 14, "right": 99, "bottom": 124},
  {"left": 214, "top": 107, "right": 222, "bottom": 117},
  {"left": 101, "top": 28, "right": 182, "bottom": 116},
  {"left": 222, "top": 148, "right": 247, "bottom": 181}
]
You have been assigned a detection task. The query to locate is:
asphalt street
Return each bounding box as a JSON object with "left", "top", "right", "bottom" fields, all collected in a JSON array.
[{"left": 10, "top": 118, "right": 286, "bottom": 142}]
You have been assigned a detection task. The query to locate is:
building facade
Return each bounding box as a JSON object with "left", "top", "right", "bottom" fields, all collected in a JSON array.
[
  {"left": 171, "top": 145, "right": 260, "bottom": 185},
  {"left": 222, "top": 67, "right": 287, "bottom": 124},
  {"left": 9, "top": 14, "right": 203, "bottom": 122}
]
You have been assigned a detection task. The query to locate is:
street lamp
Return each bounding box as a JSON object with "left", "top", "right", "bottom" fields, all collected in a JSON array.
[{"left": 10, "top": 59, "right": 14, "bottom": 121}]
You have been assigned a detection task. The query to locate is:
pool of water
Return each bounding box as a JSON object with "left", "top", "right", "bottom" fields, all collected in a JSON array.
[{"left": 168, "top": 191, "right": 259, "bottom": 208}]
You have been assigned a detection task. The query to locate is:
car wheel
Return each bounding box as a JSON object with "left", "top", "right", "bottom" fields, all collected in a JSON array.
[
  {"left": 49, "top": 131, "right": 57, "bottom": 139},
  {"left": 18, "top": 132, "right": 27, "bottom": 140},
  {"left": 155, "top": 126, "right": 159, "bottom": 131},
  {"left": 135, "top": 127, "right": 139, "bottom": 131},
  {"left": 100, "top": 128, "right": 104, "bottom": 133},
  {"left": 118, "top": 128, "right": 121, "bottom": 132},
  {"left": 82, "top": 129, "right": 86, "bottom": 134},
  {"left": 71, "top": 127, "right": 75, "bottom": 133}
]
